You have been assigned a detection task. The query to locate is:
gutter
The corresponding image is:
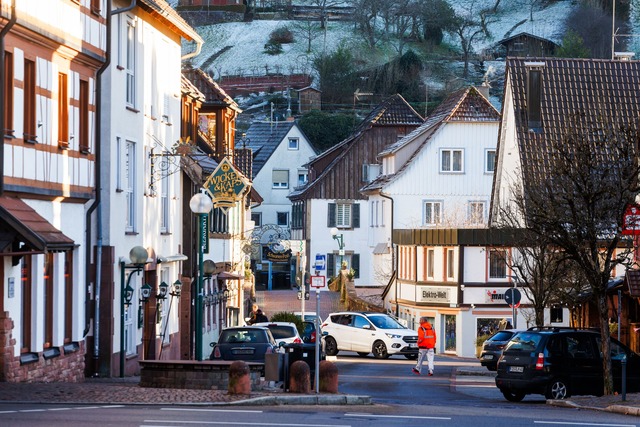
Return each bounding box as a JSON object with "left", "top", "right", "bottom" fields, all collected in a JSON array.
[
  {"left": 0, "top": 0, "right": 17, "bottom": 195},
  {"left": 380, "top": 191, "right": 398, "bottom": 317}
]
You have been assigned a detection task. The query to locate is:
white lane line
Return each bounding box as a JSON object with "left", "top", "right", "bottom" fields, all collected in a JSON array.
[
  {"left": 101, "top": 405, "right": 126, "bottom": 408},
  {"left": 345, "top": 413, "right": 451, "bottom": 420},
  {"left": 160, "top": 408, "right": 263, "bottom": 413},
  {"left": 144, "top": 421, "right": 349, "bottom": 427},
  {"left": 0, "top": 410, "right": 17, "bottom": 414},
  {"left": 19, "top": 409, "right": 46, "bottom": 413},
  {"left": 534, "top": 421, "right": 636, "bottom": 427},
  {"left": 74, "top": 406, "right": 101, "bottom": 410},
  {"left": 48, "top": 408, "right": 73, "bottom": 411}
]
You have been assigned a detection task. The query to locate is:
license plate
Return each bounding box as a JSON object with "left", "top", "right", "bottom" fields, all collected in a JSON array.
[
  {"left": 509, "top": 366, "right": 524, "bottom": 373},
  {"left": 483, "top": 354, "right": 494, "bottom": 360},
  {"left": 233, "top": 349, "right": 254, "bottom": 355},
  {"left": 409, "top": 343, "right": 417, "bottom": 348}
]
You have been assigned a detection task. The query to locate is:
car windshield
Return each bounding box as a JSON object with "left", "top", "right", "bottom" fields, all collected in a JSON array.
[
  {"left": 504, "top": 332, "right": 543, "bottom": 352},
  {"left": 220, "top": 330, "right": 265, "bottom": 344},
  {"left": 267, "top": 325, "right": 296, "bottom": 339},
  {"left": 368, "top": 314, "right": 405, "bottom": 329},
  {"left": 489, "top": 331, "right": 515, "bottom": 342}
]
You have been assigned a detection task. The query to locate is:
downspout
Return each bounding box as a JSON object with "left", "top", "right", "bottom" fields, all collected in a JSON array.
[
  {"left": 0, "top": 0, "right": 17, "bottom": 195},
  {"left": 181, "top": 35, "right": 202, "bottom": 62},
  {"left": 86, "top": 0, "right": 136, "bottom": 376},
  {"left": 380, "top": 191, "right": 397, "bottom": 317}
]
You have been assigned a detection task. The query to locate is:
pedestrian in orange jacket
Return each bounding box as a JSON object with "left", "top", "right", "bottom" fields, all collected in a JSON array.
[{"left": 413, "top": 317, "right": 436, "bottom": 376}]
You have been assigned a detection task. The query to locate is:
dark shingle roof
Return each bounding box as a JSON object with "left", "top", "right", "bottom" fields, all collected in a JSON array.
[
  {"left": 241, "top": 121, "right": 296, "bottom": 178},
  {"left": 504, "top": 57, "right": 640, "bottom": 188}
]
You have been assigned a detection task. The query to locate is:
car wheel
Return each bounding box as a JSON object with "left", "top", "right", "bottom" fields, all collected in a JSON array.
[
  {"left": 357, "top": 352, "right": 369, "bottom": 357},
  {"left": 501, "top": 390, "right": 526, "bottom": 402},
  {"left": 404, "top": 354, "right": 418, "bottom": 360},
  {"left": 545, "top": 378, "right": 570, "bottom": 400},
  {"left": 372, "top": 340, "right": 389, "bottom": 359},
  {"left": 324, "top": 336, "right": 338, "bottom": 356}
]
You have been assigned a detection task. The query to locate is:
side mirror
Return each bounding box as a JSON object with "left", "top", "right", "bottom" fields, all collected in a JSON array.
[
  {"left": 279, "top": 341, "right": 285, "bottom": 348},
  {"left": 210, "top": 342, "right": 216, "bottom": 347},
  {"left": 362, "top": 324, "right": 371, "bottom": 330}
]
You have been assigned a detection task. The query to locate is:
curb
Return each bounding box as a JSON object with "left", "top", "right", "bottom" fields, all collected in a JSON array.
[{"left": 223, "top": 394, "right": 372, "bottom": 406}]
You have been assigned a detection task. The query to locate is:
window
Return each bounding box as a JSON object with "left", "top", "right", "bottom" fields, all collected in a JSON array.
[
  {"left": 297, "top": 169, "right": 307, "bottom": 186},
  {"left": 526, "top": 65, "right": 543, "bottom": 131},
  {"left": 485, "top": 149, "right": 496, "bottom": 173},
  {"left": 272, "top": 169, "right": 289, "bottom": 189},
  {"left": 489, "top": 249, "right": 507, "bottom": 279},
  {"left": 292, "top": 202, "right": 304, "bottom": 229},
  {"left": 446, "top": 248, "right": 455, "bottom": 279},
  {"left": 23, "top": 58, "right": 36, "bottom": 142},
  {"left": 79, "top": 80, "right": 90, "bottom": 153},
  {"left": 124, "top": 274, "right": 135, "bottom": 355},
  {"left": 64, "top": 251, "right": 73, "bottom": 343},
  {"left": 116, "top": 137, "right": 122, "bottom": 191},
  {"left": 44, "top": 252, "right": 54, "bottom": 348},
  {"left": 440, "top": 149, "right": 463, "bottom": 172},
  {"left": 288, "top": 137, "right": 299, "bottom": 150},
  {"left": 211, "top": 206, "right": 228, "bottom": 233},
  {"left": 469, "top": 202, "right": 485, "bottom": 225},
  {"left": 251, "top": 212, "right": 262, "bottom": 227},
  {"left": 423, "top": 201, "right": 442, "bottom": 225},
  {"left": 362, "top": 164, "right": 381, "bottom": 182},
  {"left": 4, "top": 50, "right": 13, "bottom": 137},
  {"left": 21, "top": 256, "right": 32, "bottom": 352},
  {"left": 427, "top": 249, "right": 434, "bottom": 279},
  {"left": 125, "top": 19, "right": 136, "bottom": 107},
  {"left": 550, "top": 307, "right": 563, "bottom": 323},
  {"left": 125, "top": 140, "right": 136, "bottom": 232},
  {"left": 160, "top": 163, "right": 169, "bottom": 233},
  {"left": 90, "top": 0, "right": 101, "bottom": 14},
  {"left": 58, "top": 73, "right": 69, "bottom": 148},
  {"left": 327, "top": 202, "right": 359, "bottom": 229},
  {"left": 277, "top": 212, "right": 289, "bottom": 226}
]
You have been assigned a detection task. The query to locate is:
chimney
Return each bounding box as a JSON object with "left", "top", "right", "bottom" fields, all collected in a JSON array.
[
  {"left": 478, "top": 77, "right": 491, "bottom": 99},
  {"left": 614, "top": 52, "right": 635, "bottom": 61}
]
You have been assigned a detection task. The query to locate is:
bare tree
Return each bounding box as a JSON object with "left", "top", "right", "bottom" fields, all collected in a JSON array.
[
  {"left": 348, "top": 0, "right": 386, "bottom": 48},
  {"left": 448, "top": 0, "right": 497, "bottom": 77},
  {"left": 291, "top": 20, "right": 323, "bottom": 53},
  {"left": 499, "top": 109, "right": 640, "bottom": 395}
]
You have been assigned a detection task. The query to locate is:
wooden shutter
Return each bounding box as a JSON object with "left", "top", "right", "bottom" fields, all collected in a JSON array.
[
  {"left": 327, "top": 253, "right": 335, "bottom": 277},
  {"left": 352, "top": 254, "right": 360, "bottom": 278},
  {"left": 352, "top": 203, "right": 360, "bottom": 228},
  {"left": 327, "top": 203, "right": 336, "bottom": 227}
]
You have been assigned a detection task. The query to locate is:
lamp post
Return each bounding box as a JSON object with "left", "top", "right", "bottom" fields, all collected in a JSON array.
[
  {"left": 190, "top": 192, "right": 213, "bottom": 361},
  {"left": 119, "top": 246, "right": 149, "bottom": 377},
  {"left": 330, "top": 227, "right": 345, "bottom": 272}
]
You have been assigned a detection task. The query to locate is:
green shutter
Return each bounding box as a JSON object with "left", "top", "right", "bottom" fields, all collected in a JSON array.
[
  {"left": 328, "top": 203, "right": 336, "bottom": 227},
  {"left": 352, "top": 254, "right": 360, "bottom": 278},
  {"left": 352, "top": 203, "right": 360, "bottom": 228}
]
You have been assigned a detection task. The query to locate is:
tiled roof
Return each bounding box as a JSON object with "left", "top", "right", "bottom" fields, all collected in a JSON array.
[
  {"left": 504, "top": 57, "right": 640, "bottom": 188},
  {"left": 626, "top": 270, "right": 640, "bottom": 298},
  {"left": 139, "top": 0, "right": 202, "bottom": 42},
  {"left": 182, "top": 66, "right": 241, "bottom": 111},
  {"left": 241, "top": 121, "right": 296, "bottom": 178},
  {"left": 181, "top": 75, "right": 205, "bottom": 102}
]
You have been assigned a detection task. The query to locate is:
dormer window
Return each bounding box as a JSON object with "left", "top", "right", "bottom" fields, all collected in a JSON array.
[{"left": 525, "top": 62, "right": 545, "bottom": 133}]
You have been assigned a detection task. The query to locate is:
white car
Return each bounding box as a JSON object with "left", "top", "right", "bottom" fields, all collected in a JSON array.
[
  {"left": 253, "top": 322, "right": 302, "bottom": 346},
  {"left": 321, "top": 311, "right": 419, "bottom": 359}
]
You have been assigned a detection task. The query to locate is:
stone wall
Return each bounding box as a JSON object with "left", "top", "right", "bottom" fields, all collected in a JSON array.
[{"left": 0, "top": 312, "right": 85, "bottom": 383}]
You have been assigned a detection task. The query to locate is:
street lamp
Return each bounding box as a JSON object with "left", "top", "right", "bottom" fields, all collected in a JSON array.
[
  {"left": 190, "top": 192, "right": 213, "bottom": 361},
  {"left": 330, "top": 227, "right": 345, "bottom": 271},
  {"left": 119, "top": 245, "right": 149, "bottom": 377}
]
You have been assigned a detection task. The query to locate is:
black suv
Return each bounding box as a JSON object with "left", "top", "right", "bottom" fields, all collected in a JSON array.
[{"left": 495, "top": 327, "right": 640, "bottom": 401}]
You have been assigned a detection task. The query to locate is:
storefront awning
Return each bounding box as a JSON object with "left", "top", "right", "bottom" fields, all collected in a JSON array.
[
  {"left": 0, "top": 196, "right": 75, "bottom": 253},
  {"left": 217, "top": 271, "right": 242, "bottom": 280}
]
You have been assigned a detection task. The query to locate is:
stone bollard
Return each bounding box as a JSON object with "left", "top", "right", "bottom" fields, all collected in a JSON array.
[
  {"left": 228, "top": 360, "right": 251, "bottom": 395},
  {"left": 319, "top": 360, "right": 339, "bottom": 393},
  {"left": 289, "top": 360, "right": 310, "bottom": 393}
]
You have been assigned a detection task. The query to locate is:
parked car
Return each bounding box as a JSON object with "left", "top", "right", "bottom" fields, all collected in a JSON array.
[
  {"left": 321, "top": 311, "right": 418, "bottom": 359},
  {"left": 295, "top": 311, "right": 323, "bottom": 324},
  {"left": 301, "top": 320, "right": 321, "bottom": 344},
  {"left": 495, "top": 327, "right": 640, "bottom": 402},
  {"left": 480, "top": 329, "right": 521, "bottom": 371},
  {"left": 209, "top": 326, "right": 278, "bottom": 362},
  {"left": 253, "top": 321, "right": 302, "bottom": 346}
]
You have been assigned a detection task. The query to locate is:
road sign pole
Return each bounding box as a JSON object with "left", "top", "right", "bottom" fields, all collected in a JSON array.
[{"left": 315, "top": 288, "right": 320, "bottom": 394}]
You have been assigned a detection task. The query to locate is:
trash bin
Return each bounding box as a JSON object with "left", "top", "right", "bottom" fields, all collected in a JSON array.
[
  {"left": 264, "top": 352, "right": 284, "bottom": 382},
  {"left": 282, "top": 343, "right": 324, "bottom": 390}
]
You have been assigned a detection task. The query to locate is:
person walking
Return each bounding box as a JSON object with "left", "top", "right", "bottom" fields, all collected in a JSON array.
[{"left": 412, "top": 317, "right": 436, "bottom": 376}]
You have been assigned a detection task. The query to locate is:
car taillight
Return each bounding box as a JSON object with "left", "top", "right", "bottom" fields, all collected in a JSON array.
[
  {"left": 535, "top": 352, "right": 544, "bottom": 370},
  {"left": 213, "top": 346, "right": 221, "bottom": 359},
  {"left": 310, "top": 331, "right": 316, "bottom": 343},
  {"left": 266, "top": 346, "right": 274, "bottom": 354},
  {"left": 293, "top": 337, "right": 302, "bottom": 343},
  {"left": 321, "top": 323, "right": 328, "bottom": 328}
]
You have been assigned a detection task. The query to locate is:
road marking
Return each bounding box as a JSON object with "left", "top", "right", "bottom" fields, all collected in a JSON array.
[
  {"left": 19, "top": 409, "right": 46, "bottom": 412},
  {"left": 534, "top": 421, "right": 636, "bottom": 427},
  {"left": 161, "top": 408, "right": 263, "bottom": 413},
  {"left": 145, "top": 421, "right": 349, "bottom": 427},
  {"left": 0, "top": 411, "right": 17, "bottom": 414},
  {"left": 345, "top": 413, "right": 451, "bottom": 420}
]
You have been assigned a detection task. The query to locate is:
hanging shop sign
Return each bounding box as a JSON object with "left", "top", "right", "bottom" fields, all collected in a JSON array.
[{"left": 203, "top": 157, "right": 250, "bottom": 212}]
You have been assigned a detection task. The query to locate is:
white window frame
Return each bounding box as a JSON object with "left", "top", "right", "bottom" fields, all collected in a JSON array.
[
  {"left": 251, "top": 212, "right": 262, "bottom": 227},
  {"left": 489, "top": 249, "right": 507, "bottom": 279},
  {"left": 288, "top": 137, "right": 299, "bottom": 150},
  {"left": 297, "top": 169, "right": 307, "bottom": 186},
  {"left": 423, "top": 200, "right": 442, "bottom": 226},
  {"left": 116, "top": 136, "right": 122, "bottom": 191},
  {"left": 468, "top": 201, "right": 485, "bottom": 225},
  {"left": 272, "top": 169, "right": 289, "bottom": 189},
  {"left": 125, "top": 18, "right": 136, "bottom": 108},
  {"left": 440, "top": 148, "right": 464, "bottom": 173},
  {"left": 485, "top": 149, "right": 496, "bottom": 173},
  {"left": 125, "top": 140, "right": 136, "bottom": 232},
  {"left": 427, "top": 249, "right": 435, "bottom": 279},
  {"left": 336, "top": 203, "right": 352, "bottom": 228},
  {"left": 446, "top": 248, "right": 455, "bottom": 279}
]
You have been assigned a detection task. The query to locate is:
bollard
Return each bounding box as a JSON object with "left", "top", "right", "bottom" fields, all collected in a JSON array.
[
  {"left": 319, "top": 360, "right": 339, "bottom": 393},
  {"left": 622, "top": 354, "right": 627, "bottom": 401},
  {"left": 228, "top": 360, "right": 251, "bottom": 395},
  {"left": 289, "top": 360, "right": 311, "bottom": 393}
]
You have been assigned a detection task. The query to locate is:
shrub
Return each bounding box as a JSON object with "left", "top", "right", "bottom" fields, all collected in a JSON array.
[
  {"left": 264, "top": 40, "right": 283, "bottom": 55},
  {"left": 269, "top": 27, "right": 294, "bottom": 44},
  {"left": 270, "top": 311, "right": 304, "bottom": 335}
]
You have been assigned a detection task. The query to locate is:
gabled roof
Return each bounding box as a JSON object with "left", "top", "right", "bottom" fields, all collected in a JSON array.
[
  {"left": 139, "top": 0, "right": 202, "bottom": 42},
  {"left": 241, "top": 121, "right": 298, "bottom": 178},
  {"left": 497, "top": 32, "right": 559, "bottom": 47},
  {"left": 290, "top": 94, "right": 423, "bottom": 199},
  {"left": 362, "top": 86, "right": 500, "bottom": 193},
  {"left": 182, "top": 65, "right": 241, "bottom": 112},
  {"left": 499, "top": 57, "right": 640, "bottom": 191}
]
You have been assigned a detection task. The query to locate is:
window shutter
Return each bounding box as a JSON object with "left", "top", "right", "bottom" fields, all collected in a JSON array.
[
  {"left": 327, "top": 203, "right": 336, "bottom": 227},
  {"left": 352, "top": 203, "right": 360, "bottom": 228},
  {"left": 327, "top": 253, "right": 335, "bottom": 277},
  {"left": 352, "top": 254, "right": 360, "bottom": 278}
]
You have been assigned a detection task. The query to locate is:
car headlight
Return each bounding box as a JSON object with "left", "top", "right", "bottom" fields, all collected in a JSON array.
[{"left": 385, "top": 333, "right": 401, "bottom": 339}]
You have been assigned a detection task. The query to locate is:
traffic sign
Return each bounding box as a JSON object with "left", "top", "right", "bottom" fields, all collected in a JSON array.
[
  {"left": 504, "top": 288, "right": 521, "bottom": 308},
  {"left": 310, "top": 276, "right": 325, "bottom": 288}
]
